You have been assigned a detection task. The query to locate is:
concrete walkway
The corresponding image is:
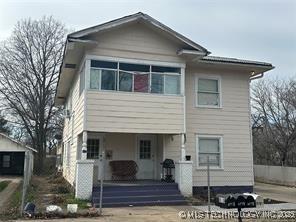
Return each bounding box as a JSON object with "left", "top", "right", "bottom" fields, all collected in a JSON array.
[
  {"left": 254, "top": 182, "right": 296, "bottom": 203},
  {"left": 0, "top": 177, "right": 21, "bottom": 211}
]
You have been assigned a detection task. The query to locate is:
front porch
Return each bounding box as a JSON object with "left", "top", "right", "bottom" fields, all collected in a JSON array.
[
  {"left": 77, "top": 132, "right": 171, "bottom": 183},
  {"left": 75, "top": 132, "right": 193, "bottom": 206}
]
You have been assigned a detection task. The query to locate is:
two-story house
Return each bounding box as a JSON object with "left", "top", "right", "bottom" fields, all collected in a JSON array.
[{"left": 55, "top": 12, "right": 273, "bottom": 206}]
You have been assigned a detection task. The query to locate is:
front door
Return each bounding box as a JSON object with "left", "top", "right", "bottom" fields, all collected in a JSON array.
[{"left": 137, "top": 135, "right": 156, "bottom": 179}]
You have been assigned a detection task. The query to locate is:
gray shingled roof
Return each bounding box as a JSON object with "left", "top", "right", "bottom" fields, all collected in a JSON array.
[{"left": 201, "top": 56, "right": 273, "bottom": 67}]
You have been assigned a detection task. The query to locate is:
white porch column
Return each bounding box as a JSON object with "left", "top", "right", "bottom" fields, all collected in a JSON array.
[
  {"left": 175, "top": 160, "right": 193, "bottom": 196},
  {"left": 181, "top": 133, "right": 186, "bottom": 161},
  {"left": 81, "top": 131, "right": 87, "bottom": 160},
  {"left": 75, "top": 159, "right": 94, "bottom": 200}
]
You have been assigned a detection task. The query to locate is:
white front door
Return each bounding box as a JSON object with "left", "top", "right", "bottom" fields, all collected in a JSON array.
[{"left": 136, "top": 135, "right": 156, "bottom": 179}]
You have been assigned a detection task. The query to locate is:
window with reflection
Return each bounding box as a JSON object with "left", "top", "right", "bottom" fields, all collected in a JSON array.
[{"left": 88, "top": 60, "right": 182, "bottom": 95}]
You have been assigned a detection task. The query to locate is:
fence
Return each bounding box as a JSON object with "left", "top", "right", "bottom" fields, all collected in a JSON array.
[
  {"left": 20, "top": 150, "right": 34, "bottom": 215},
  {"left": 254, "top": 164, "right": 296, "bottom": 186}
]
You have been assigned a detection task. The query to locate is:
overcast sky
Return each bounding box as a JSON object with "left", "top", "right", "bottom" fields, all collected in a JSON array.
[{"left": 0, "top": 0, "right": 295, "bottom": 78}]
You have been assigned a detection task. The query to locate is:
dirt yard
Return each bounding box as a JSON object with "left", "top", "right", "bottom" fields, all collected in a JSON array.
[{"left": 16, "top": 205, "right": 296, "bottom": 222}]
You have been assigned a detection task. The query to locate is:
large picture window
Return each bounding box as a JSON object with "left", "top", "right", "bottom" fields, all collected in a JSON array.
[
  {"left": 196, "top": 135, "right": 223, "bottom": 168},
  {"left": 88, "top": 60, "right": 182, "bottom": 95},
  {"left": 196, "top": 77, "right": 221, "bottom": 107}
]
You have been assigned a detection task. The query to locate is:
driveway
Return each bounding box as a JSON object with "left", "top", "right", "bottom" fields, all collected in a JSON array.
[
  {"left": 254, "top": 182, "right": 296, "bottom": 203},
  {"left": 0, "top": 176, "right": 21, "bottom": 210}
]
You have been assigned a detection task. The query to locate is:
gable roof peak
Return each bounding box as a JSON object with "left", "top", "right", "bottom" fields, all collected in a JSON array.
[{"left": 68, "top": 12, "right": 209, "bottom": 53}]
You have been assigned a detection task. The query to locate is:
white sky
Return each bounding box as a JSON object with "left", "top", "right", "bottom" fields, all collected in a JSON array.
[{"left": 0, "top": 0, "right": 295, "bottom": 78}]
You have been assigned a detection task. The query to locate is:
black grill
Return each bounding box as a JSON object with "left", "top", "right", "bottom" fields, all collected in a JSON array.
[{"left": 161, "top": 159, "right": 175, "bottom": 183}]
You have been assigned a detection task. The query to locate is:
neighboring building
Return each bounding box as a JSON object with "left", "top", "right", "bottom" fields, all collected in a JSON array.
[
  {"left": 55, "top": 13, "right": 273, "bottom": 204},
  {"left": 0, "top": 133, "right": 36, "bottom": 176}
]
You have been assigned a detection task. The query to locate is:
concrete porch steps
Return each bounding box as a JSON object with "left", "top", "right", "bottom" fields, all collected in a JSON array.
[{"left": 92, "top": 182, "right": 188, "bottom": 207}]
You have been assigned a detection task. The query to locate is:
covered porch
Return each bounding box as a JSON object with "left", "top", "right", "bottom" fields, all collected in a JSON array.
[
  {"left": 75, "top": 131, "right": 193, "bottom": 202},
  {"left": 77, "top": 132, "right": 172, "bottom": 183}
]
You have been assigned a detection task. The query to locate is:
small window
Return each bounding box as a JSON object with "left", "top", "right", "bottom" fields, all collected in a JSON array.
[
  {"left": 139, "top": 140, "right": 151, "bottom": 159},
  {"left": 197, "top": 136, "right": 222, "bottom": 168},
  {"left": 152, "top": 66, "right": 180, "bottom": 73},
  {"left": 91, "top": 60, "right": 117, "bottom": 69},
  {"left": 134, "top": 73, "right": 149, "bottom": 93},
  {"left": 119, "top": 63, "right": 150, "bottom": 72},
  {"left": 87, "top": 139, "right": 100, "bottom": 159},
  {"left": 197, "top": 78, "right": 220, "bottom": 107},
  {"left": 90, "top": 69, "right": 101, "bottom": 89},
  {"left": 79, "top": 63, "right": 85, "bottom": 95},
  {"left": 101, "top": 70, "right": 117, "bottom": 90},
  {"left": 2, "top": 155, "right": 10, "bottom": 168},
  {"left": 119, "top": 72, "right": 133, "bottom": 92},
  {"left": 151, "top": 74, "right": 164, "bottom": 94},
  {"left": 165, "top": 75, "right": 180, "bottom": 94}
]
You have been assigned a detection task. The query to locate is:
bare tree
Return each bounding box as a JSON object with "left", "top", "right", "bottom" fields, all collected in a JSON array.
[
  {"left": 0, "top": 112, "right": 10, "bottom": 134},
  {"left": 0, "top": 16, "right": 67, "bottom": 173},
  {"left": 252, "top": 79, "right": 296, "bottom": 166}
]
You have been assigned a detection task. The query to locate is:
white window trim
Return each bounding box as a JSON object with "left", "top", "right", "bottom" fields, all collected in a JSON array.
[
  {"left": 195, "top": 134, "right": 224, "bottom": 170},
  {"left": 86, "top": 133, "right": 104, "bottom": 160},
  {"left": 195, "top": 75, "right": 222, "bottom": 109},
  {"left": 85, "top": 55, "right": 185, "bottom": 96}
]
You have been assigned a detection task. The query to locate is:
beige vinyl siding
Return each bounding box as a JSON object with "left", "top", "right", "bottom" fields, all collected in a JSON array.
[
  {"left": 185, "top": 67, "right": 253, "bottom": 187},
  {"left": 85, "top": 91, "right": 184, "bottom": 134},
  {"left": 87, "top": 22, "right": 185, "bottom": 64},
  {"left": 163, "top": 134, "right": 181, "bottom": 163},
  {"left": 62, "top": 69, "right": 85, "bottom": 185}
]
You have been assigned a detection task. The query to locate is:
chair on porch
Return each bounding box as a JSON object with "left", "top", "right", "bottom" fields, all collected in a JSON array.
[{"left": 109, "top": 160, "right": 138, "bottom": 180}]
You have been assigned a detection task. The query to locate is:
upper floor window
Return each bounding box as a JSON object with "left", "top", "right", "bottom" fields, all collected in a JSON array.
[
  {"left": 196, "top": 77, "right": 221, "bottom": 107},
  {"left": 89, "top": 60, "right": 181, "bottom": 95}
]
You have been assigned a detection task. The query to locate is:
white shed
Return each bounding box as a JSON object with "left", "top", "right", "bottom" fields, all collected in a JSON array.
[{"left": 0, "top": 133, "right": 37, "bottom": 176}]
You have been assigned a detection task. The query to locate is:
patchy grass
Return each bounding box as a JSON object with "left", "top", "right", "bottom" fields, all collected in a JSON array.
[
  {"left": 0, "top": 175, "right": 94, "bottom": 220},
  {"left": 0, "top": 182, "right": 22, "bottom": 220},
  {"left": 0, "top": 180, "right": 10, "bottom": 192},
  {"left": 0, "top": 179, "right": 38, "bottom": 220}
]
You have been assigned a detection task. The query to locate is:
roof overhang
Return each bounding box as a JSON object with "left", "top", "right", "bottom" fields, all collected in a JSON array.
[
  {"left": 55, "top": 39, "right": 97, "bottom": 105},
  {"left": 196, "top": 56, "right": 274, "bottom": 75}
]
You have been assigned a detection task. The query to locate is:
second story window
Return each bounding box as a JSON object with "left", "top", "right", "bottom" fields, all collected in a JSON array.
[
  {"left": 88, "top": 60, "right": 181, "bottom": 95},
  {"left": 196, "top": 77, "right": 221, "bottom": 107}
]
